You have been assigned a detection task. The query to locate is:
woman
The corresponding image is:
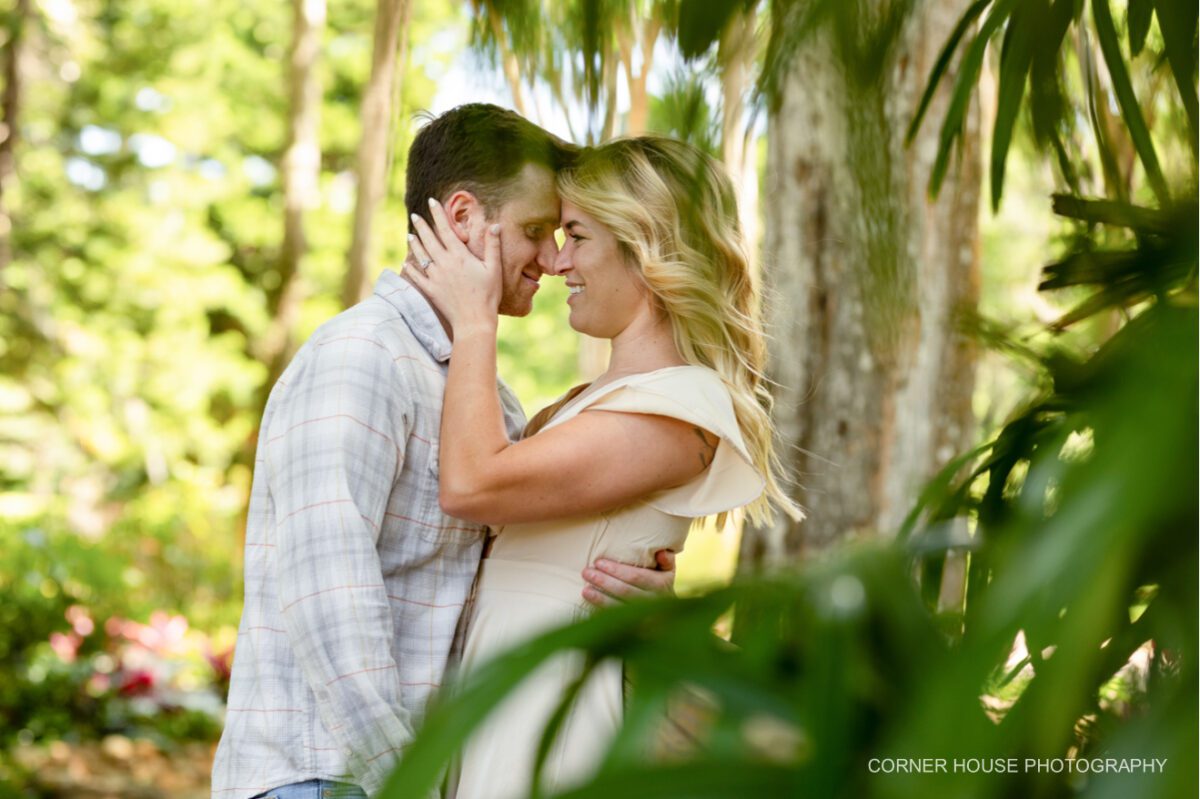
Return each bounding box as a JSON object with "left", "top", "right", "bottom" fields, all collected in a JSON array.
[{"left": 407, "top": 136, "right": 801, "bottom": 798}]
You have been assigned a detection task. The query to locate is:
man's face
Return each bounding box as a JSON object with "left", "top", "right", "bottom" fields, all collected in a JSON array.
[{"left": 482, "top": 163, "right": 560, "bottom": 317}]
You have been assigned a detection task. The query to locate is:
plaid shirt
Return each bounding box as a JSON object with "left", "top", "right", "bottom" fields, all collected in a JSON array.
[{"left": 212, "top": 270, "right": 526, "bottom": 799}]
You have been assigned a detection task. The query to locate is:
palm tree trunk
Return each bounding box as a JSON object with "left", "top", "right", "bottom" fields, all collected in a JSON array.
[
  {"left": 342, "top": 0, "right": 412, "bottom": 308},
  {"left": 740, "top": 0, "right": 982, "bottom": 565}
]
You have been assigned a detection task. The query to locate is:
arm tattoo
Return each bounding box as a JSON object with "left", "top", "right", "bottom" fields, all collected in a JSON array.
[{"left": 694, "top": 426, "right": 718, "bottom": 469}]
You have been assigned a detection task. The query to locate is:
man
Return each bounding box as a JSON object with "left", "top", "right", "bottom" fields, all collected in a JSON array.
[{"left": 211, "top": 104, "right": 675, "bottom": 799}]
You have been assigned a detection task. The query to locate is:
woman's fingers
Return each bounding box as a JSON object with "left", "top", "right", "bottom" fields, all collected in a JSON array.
[
  {"left": 427, "top": 198, "right": 469, "bottom": 256},
  {"left": 410, "top": 212, "right": 447, "bottom": 262},
  {"left": 484, "top": 223, "right": 501, "bottom": 274},
  {"left": 405, "top": 254, "right": 432, "bottom": 294},
  {"left": 409, "top": 201, "right": 501, "bottom": 309},
  {"left": 407, "top": 233, "right": 432, "bottom": 272}
]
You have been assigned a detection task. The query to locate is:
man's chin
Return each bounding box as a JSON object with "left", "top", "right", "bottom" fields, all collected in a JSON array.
[
  {"left": 497, "top": 290, "right": 537, "bottom": 318},
  {"left": 497, "top": 299, "right": 534, "bottom": 318}
]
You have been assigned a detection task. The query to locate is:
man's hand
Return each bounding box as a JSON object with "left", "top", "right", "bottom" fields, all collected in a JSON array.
[{"left": 581, "top": 549, "right": 676, "bottom": 607}]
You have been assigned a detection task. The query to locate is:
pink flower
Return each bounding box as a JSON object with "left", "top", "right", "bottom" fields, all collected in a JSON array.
[
  {"left": 206, "top": 643, "right": 235, "bottom": 685},
  {"left": 87, "top": 673, "right": 112, "bottom": 695},
  {"left": 118, "top": 669, "right": 155, "bottom": 697},
  {"left": 49, "top": 632, "right": 81, "bottom": 663},
  {"left": 66, "top": 605, "right": 95, "bottom": 637}
]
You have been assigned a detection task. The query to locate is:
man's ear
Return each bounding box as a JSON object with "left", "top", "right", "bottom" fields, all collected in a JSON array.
[{"left": 442, "top": 190, "right": 481, "bottom": 244}]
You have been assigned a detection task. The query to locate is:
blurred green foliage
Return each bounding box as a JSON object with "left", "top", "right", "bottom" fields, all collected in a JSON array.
[{"left": 0, "top": 523, "right": 227, "bottom": 751}]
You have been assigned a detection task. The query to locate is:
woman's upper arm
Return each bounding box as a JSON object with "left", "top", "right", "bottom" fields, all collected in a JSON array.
[{"left": 439, "top": 410, "right": 719, "bottom": 524}]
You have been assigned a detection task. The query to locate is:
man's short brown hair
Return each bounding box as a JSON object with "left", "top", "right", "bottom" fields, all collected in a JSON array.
[{"left": 405, "top": 104, "right": 576, "bottom": 231}]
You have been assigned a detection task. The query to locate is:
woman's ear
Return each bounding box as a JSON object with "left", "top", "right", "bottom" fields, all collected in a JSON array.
[{"left": 442, "top": 190, "right": 481, "bottom": 244}]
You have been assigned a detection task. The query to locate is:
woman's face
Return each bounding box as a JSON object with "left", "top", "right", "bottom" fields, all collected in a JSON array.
[{"left": 552, "top": 200, "right": 651, "bottom": 338}]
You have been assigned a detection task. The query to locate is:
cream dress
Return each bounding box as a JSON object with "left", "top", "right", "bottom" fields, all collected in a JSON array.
[{"left": 449, "top": 366, "right": 764, "bottom": 799}]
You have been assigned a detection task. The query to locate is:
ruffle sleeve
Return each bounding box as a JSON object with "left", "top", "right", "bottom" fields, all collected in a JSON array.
[{"left": 581, "top": 368, "right": 765, "bottom": 517}]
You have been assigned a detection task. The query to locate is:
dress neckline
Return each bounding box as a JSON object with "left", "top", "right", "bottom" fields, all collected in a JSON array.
[{"left": 544, "top": 364, "right": 708, "bottom": 430}]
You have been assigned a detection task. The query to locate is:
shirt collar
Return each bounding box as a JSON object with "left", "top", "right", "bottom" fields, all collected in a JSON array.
[{"left": 373, "top": 269, "right": 453, "bottom": 363}]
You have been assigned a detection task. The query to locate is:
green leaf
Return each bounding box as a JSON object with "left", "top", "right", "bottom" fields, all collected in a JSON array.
[
  {"left": 1028, "top": 0, "right": 1078, "bottom": 191},
  {"left": 1153, "top": 0, "right": 1200, "bottom": 149},
  {"left": 1079, "top": 24, "right": 1130, "bottom": 202},
  {"left": 1050, "top": 284, "right": 1152, "bottom": 328},
  {"left": 991, "top": 1, "right": 1038, "bottom": 209},
  {"left": 929, "top": 0, "right": 1018, "bottom": 198},
  {"left": 1040, "top": 249, "right": 1144, "bottom": 289},
  {"left": 1050, "top": 193, "right": 1174, "bottom": 232},
  {"left": 906, "top": 0, "right": 994, "bottom": 145},
  {"left": 530, "top": 656, "right": 600, "bottom": 799},
  {"left": 1091, "top": 0, "right": 1171, "bottom": 205},
  {"left": 1127, "top": 0, "right": 1153, "bottom": 55},
  {"left": 676, "top": 0, "right": 746, "bottom": 60},
  {"left": 898, "top": 441, "right": 993, "bottom": 540},
  {"left": 578, "top": 0, "right": 605, "bottom": 110}
]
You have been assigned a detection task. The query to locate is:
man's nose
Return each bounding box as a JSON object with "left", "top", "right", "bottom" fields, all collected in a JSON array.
[{"left": 536, "top": 237, "right": 559, "bottom": 274}]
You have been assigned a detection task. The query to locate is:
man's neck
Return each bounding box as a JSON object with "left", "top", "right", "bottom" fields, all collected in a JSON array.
[{"left": 400, "top": 262, "right": 455, "bottom": 338}]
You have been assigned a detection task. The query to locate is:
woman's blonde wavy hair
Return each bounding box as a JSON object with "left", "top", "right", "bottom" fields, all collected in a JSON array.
[{"left": 555, "top": 136, "right": 802, "bottom": 527}]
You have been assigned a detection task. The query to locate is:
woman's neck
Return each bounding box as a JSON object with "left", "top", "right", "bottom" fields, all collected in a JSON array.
[{"left": 602, "top": 311, "right": 685, "bottom": 382}]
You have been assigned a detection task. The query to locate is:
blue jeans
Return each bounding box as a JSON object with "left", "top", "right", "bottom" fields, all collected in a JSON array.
[{"left": 252, "top": 779, "right": 367, "bottom": 799}]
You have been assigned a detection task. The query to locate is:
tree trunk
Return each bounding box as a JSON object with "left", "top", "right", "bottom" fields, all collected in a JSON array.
[
  {"left": 237, "top": 0, "right": 326, "bottom": 544},
  {"left": 619, "top": 16, "right": 660, "bottom": 137},
  {"left": 599, "top": 52, "right": 619, "bottom": 143},
  {"left": 342, "top": 0, "right": 412, "bottom": 308},
  {"left": 0, "top": 0, "right": 32, "bottom": 279},
  {"left": 740, "top": 0, "right": 982, "bottom": 565},
  {"left": 489, "top": 10, "right": 527, "bottom": 115},
  {"left": 259, "top": 0, "right": 325, "bottom": 383},
  {"left": 718, "top": 9, "right": 754, "bottom": 178},
  {"left": 717, "top": 8, "right": 759, "bottom": 276},
  {"left": 549, "top": 75, "right": 579, "bottom": 143}
]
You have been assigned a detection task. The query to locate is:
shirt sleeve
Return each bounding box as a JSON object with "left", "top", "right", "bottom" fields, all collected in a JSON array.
[{"left": 265, "top": 332, "right": 419, "bottom": 796}]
